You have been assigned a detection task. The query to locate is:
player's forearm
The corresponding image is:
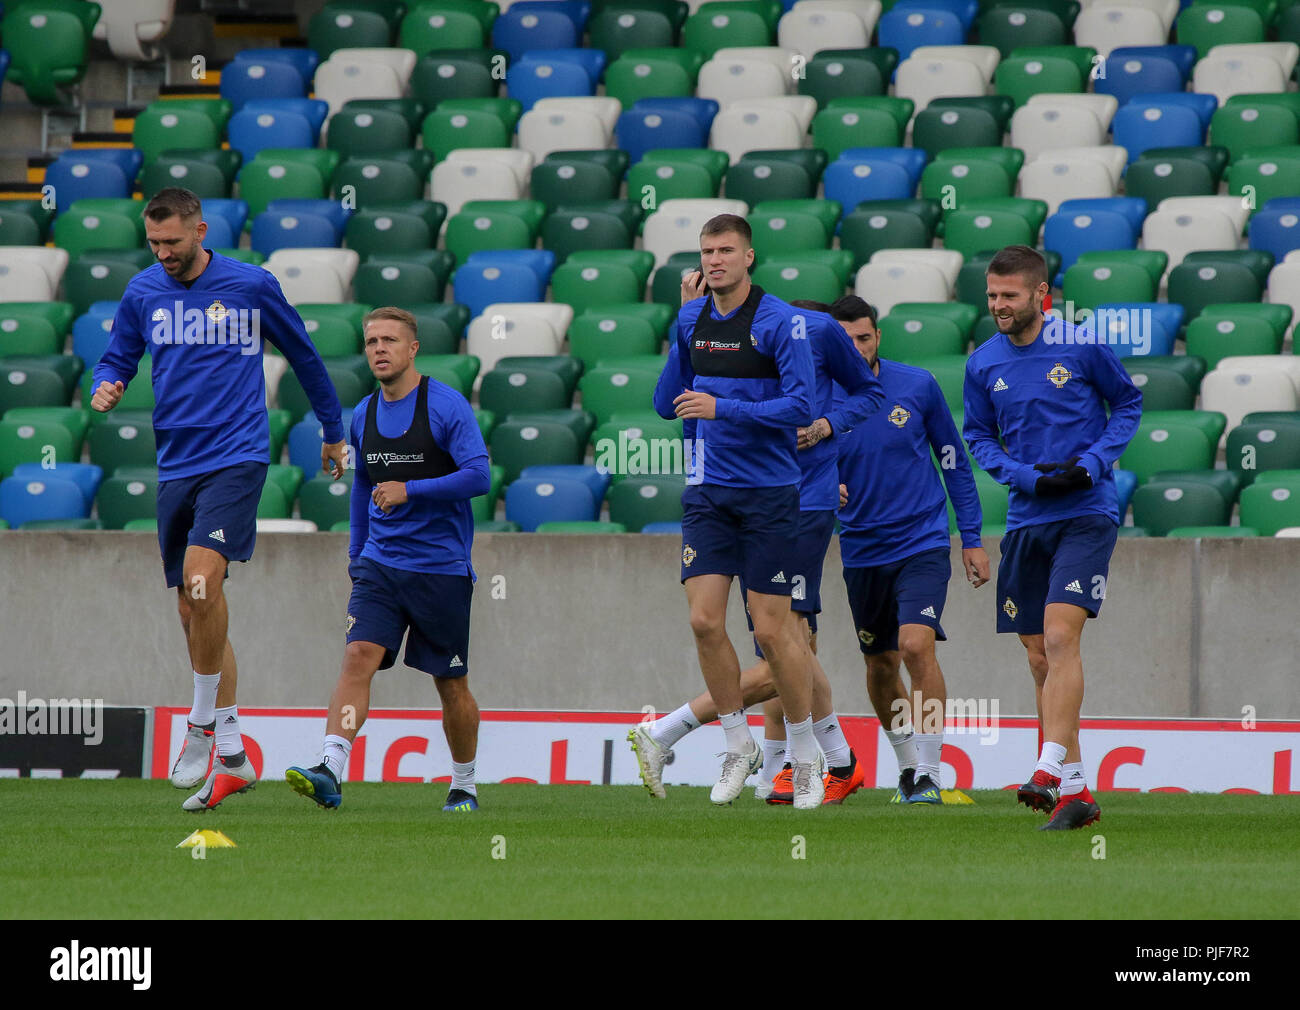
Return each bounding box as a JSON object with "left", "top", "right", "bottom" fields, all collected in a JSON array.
[
  {"left": 716, "top": 391, "right": 812, "bottom": 427},
  {"left": 1080, "top": 394, "right": 1143, "bottom": 480},
  {"left": 348, "top": 473, "right": 372, "bottom": 558},
  {"left": 405, "top": 457, "right": 491, "bottom": 502}
]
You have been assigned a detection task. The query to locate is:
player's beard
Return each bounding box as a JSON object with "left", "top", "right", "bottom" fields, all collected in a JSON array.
[
  {"left": 375, "top": 360, "right": 408, "bottom": 387},
  {"left": 997, "top": 301, "right": 1040, "bottom": 338},
  {"left": 163, "top": 243, "right": 201, "bottom": 279}
]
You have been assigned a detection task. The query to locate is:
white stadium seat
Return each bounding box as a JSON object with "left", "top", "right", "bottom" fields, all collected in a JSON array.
[
  {"left": 698, "top": 57, "right": 789, "bottom": 105},
  {"left": 92, "top": 0, "right": 175, "bottom": 61},
  {"left": 314, "top": 49, "right": 416, "bottom": 119},
  {"left": 1073, "top": 5, "right": 1166, "bottom": 57},
  {"left": 1267, "top": 260, "right": 1300, "bottom": 337},
  {"left": 0, "top": 247, "right": 68, "bottom": 302},
  {"left": 713, "top": 48, "right": 800, "bottom": 93},
  {"left": 777, "top": 9, "right": 869, "bottom": 59},
  {"left": 911, "top": 45, "right": 1000, "bottom": 83},
  {"left": 1043, "top": 145, "right": 1128, "bottom": 188},
  {"left": 1193, "top": 51, "right": 1288, "bottom": 104},
  {"left": 727, "top": 95, "right": 817, "bottom": 133},
  {"left": 1274, "top": 527, "right": 1300, "bottom": 538},
  {"left": 1078, "top": 0, "right": 1179, "bottom": 33},
  {"left": 1020, "top": 156, "right": 1117, "bottom": 216},
  {"left": 264, "top": 249, "right": 359, "bottom": 304},
  {"left": 868, "top": 248, "right": 963, "bottom": 290},
  {"left": 1208, "top": 42, "right": 1300, "bottom": 80},
  {"left": 792, "top": 0, "right": 883, "bottom": 38},
  {"left": 432, "top": 157, "right": 523, "bottom": 220},
  {"left": 1141, "top": 208, "right": 1239, "bottom": 277},
  {"left": 1158, "top": 196, "right": 1250, "bottom": 236},
  {"left": 467, "top": 307, "right": 570, "bottom": 380},
  {"left": 709, "top": 107, "right": 804, "bottom": 165},
  {"left": 263, "top": 353, "right": 288, "bottom": 409},
  {"left": 532, "top": 97, "right": 622, "bottom": 137},
  {"left": 518, "top": 108, "right": 610, "bottom": 162},
  {"left": 445, "top": 147, "right": 534, "bottom": 191},
  {"left": 1216, "top": 355, "right": 1300, "bottom": 395},
  {"left": 1009, "top": 103, "right": 1106, "bottom": 162},
  {"left": 855, "top": 261, "right": 949, "bottom": 317},
  {"left": 642, "top": 198, "right": 749, "bottom": 267},
  {"left": 1201, "top": 365, "right": 1299, "bottom": 436},
  {"left": 1027, "top": 92, "right": 1118, "bottom": 133},
  {"left": 895, "top": 56, "right": 988, "bottom": 115}
]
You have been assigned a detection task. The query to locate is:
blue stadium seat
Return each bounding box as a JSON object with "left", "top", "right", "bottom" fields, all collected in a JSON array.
[
  {"left": 265, "top": 198, "right": 350, "bottom": 241},
  {"left": 1249, "top": 205, "right": 1300, "bottom": 264},
  {"left": 1094, "top": 52, "right": 1184, "bottom": 106},
  {"left": 518, "top": 47, "right": 605, "bottom": 89},
  {"left": 72, "top": 312, "right": 114, "bottom": 365},
  {"left": 641, "top": 520, "right": 682, "bottom": 534},
  {"left": 1057, "top": 197, "right": 1148, "bottom": 238},
  {"left": 1129, "top": 92, "right": 1217, "bottom": 131},
  {"left": 878, "top": 7, "right": 965, "bottom": 66},
  {"left": 243, "top": 98, "right": 329, "bottom": 143},
  {"left": 231, "top": 47, "right": 321, "bottom": 84},
  {"left": 492, "top": 6, "right": 582, "bottom": 61},
  {"left": 84, "top": 300, "right": 119, "bottom": 324},
  {"left": 1086, "top": 309, "right": 1177, "bottom": 358},
  {"left": 1112, "top": 102, "right": 1204, "bottom": 164},
  {"left": 251, "top": 211, "right": 341, "bottom": 257},
  {"left": 1115, "top": 468, "right": 1137, "bottom": 517},
  {"left": 505, "top": 475, "right": 598, "bottom": 531},
  {"left": 219, "top": 59, "right": 307, "bottom": 111},
  {"left": 1110, "top": 45, "right": 1198, "bottom": 81},
  {"left": 202, "top": 215, "right": 236, "bottom": 249},
  {"left": 52, "top": 148, "right": 143, "bottom": 189},
  {"left": 1044, "top": 209, "right": 1137, "bottom": 283},
  {"left": 288, "top": 413, "right": 356, "bottom": 471},
  {"left": 893, "top": 0, "right": 978, "bottom": 31},
  {"left": 633, "top": 97, "right": 719, "bottom": 136},
  {"left": 0, "top": 51, "right": 9, "bottom": 106},
  {"left": 0, "top": 474, "right": 88, "bottom": 527},
  {"left": 465, "top": 249, "right": 557, "bottom": 288},
  {"left": 1095, "top": 302, "right": 1184, "bottom": 352},
  {"left": 452, "top": 261, "right": 546, "bottom": 318},
  {"left": 44, "top": 156, "right": 131, "bottom": 211},
  {"left": 509, "top": 1, "right": 591, "bottom": 32},
  {"left": 507, "top": 56, "right": 595, "bottom": 111},
  {"left": 202, "top": 199, "right": 249, "bottom": 239},
  {"left": 228, "top": 108, "right": 315, "bottom": 163},
  {"left": 617, "top": 108, "right": 707, "bottom": 163},
  {"left": 823, "top": 159, "right": 915, "bottom": 219},
  {"left": 11, "top": 461, "right": 102, "bottom": 510},
  {"left": 519, "top": 464, "right": 610, "bottom": 503},
  {"left": 840, "top": 147, "right": 929, "bottom": 189}
]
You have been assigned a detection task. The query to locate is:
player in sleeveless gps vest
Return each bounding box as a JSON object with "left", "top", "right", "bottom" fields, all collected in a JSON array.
[
  {"left": 631, "top": 294, "right": 884, "bottom": 804},
  {"left": 90, "top": 188, "right": 346, "bottom": 811},
  {"left": 286, "top": 307, "right": 491, "bottom": 813},
  {"left": 963, "top": 246, "right": 1141, "bottom": 830}
]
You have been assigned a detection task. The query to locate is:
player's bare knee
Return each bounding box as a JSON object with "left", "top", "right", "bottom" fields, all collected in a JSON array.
[
  {"left": 865, "top": 655, "right": 895, "bottom": 690},
  {"left": 689, "top": 608, "right": 726, "bottom": 641},
  {"left": 897, "top": 628, "right": 932, "bottom": 670},
  {"left": 175, "top": 588, "right": 192, "bottom": 630},
  {"left": 1042, "top": 622, "right": 1081, "bottom": 664}
]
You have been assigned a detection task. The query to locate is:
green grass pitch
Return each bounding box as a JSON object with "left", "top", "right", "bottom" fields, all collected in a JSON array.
[{"left": 3, "top": 781, "right": 1298, "bottom": 919}]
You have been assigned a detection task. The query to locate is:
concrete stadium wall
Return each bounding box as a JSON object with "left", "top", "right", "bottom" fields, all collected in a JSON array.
[{"left": 0, "top": 533, "right": 1296, "bottom": 719}]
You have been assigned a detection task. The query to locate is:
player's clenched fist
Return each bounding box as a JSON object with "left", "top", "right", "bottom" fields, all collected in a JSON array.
[
  {"left": 372, "top": 481, "right": 408, "bottom": 513},
  {"left": 680, "top": 270, "right": 708, "bottom": 307},
  {"left": 90, "top": 380, "right": 125, "bottom": 412},
  {"left": 673, "top": 390, "right": 717, "bottom": 420}
]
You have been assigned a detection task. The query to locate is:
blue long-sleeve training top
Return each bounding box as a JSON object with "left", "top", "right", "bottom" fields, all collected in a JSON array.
[
  {"left": 92, "top": 251, "right": 344, "bottom": 480},
  {"left": 836, "top": 358, "right": 983, "bottom": 567},
  {"left": 963, "top": 316, "right": 1143, "bottom": 532}
]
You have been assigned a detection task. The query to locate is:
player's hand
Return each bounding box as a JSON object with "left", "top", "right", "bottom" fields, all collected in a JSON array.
[
  {"left": 372, "top": 481, "right": 408, "bottom": 513},
  {"left": 1032, "top": 456, "right": 1092, "bottom": 496},
  {"left": 963, "top": 546, "right": 990, "bottom": 588},
  {"left": 681, "top": 270, "right": 707, "bottom": 306},
  {"left": 797, "top": 417, "right": 832, "bottom": 450},
  {"left": 322, "top": 440, "right": 347, "bottom": 480},
  {"left": 839, "top": 483, "right": 848, "bottom": 508},
  {"left": 673, "top": 390, "right": 717, "bottom": 420},
  {"left": 90, "top": 380, "right": 124, "bottom": 412}
]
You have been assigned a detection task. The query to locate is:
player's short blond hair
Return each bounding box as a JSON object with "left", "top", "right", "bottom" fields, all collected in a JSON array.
[{"left": 363, "top": 306, "right": 418, "bottom": 339}]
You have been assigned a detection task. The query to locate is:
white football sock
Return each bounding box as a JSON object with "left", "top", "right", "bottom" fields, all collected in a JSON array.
[
  {"left": 321, "top": 734, "right": 351, "bottom": 782},
  {"left": 189, "top": 671, "right": 220, "bottom": 726},
  {"left": 214, "top": 705, "right": 242, "bottom": 757},
  {"left": 649, "top": 703, "right": 701, "bottom": 748},
  {"left": 760, "top": 737, "right": 786, "bottom": 783},
  {"left": 1060, "top": 761, "right": 1087, "bottom": 797},
  {"left": 813, "top": 713, "right": 852, "bottom": 768},
  {"left": 720, "top": 710, "right": 753, "bottom": 753},
  {"left": 885, "top": 723, "right": 918, "bottom": 772},
  {"left": 915, "top": 731, "right": 943, "bottom": 786},
  {"left": 452, "top": 758, "right": 477, "bottom": 796},
  {"left": 787, "top": 716, "right": 818, "bottom": 765},
  {"left": 1036, "top": 741, "right": 1067, "bottom": 779}
]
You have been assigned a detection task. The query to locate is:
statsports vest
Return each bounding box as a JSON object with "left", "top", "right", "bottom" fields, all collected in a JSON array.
[
  {"left": 360, "top": 376, "right": 457, "bottom": 483},
  {"left": 687, "top": 284, "right": 780, "bottom": 380}
]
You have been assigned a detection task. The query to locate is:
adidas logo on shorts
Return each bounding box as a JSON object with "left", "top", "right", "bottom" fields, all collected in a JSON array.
[
  {"left": 921, "top": 606, "right": 936, "bottom": 618},
  {"left": 449, "top": 655, "right": 463, "bottom": 668},
  {"left": 209, "top": 529, "right": 226, "bottom": 543},
  {"left": 770, "top": 571, "right": 787, "bottom": 584},
  {"left": 993, "top": 377, "right": 1009, "bottom": 392},
  {"left": 1065, "top": 579, "right": 1083, "bottom": 593}
]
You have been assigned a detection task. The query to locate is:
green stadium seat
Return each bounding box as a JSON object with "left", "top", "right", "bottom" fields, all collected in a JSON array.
[
  {"left": 723, "top": 157, "right": 815, "bottom": 205},
  {"left": 960, "top": 196, "right": 1048, "bottom": 236},
  {"left": 399, "top": 3, "right": 490, "bottom": 52},
  {"left": 748, "top": 209, "right": 831, "bottom": 259},
  {"left": 410, "top": 49, "right": 504, "bottom": 104},
  {"left": 478, "top": 365, "right": 571, "bottom": 415},
  {"left": 0, "top": 314, "right": 61, "bottom": 357},
  {"left": 920, "top": 158, "right": 1014, "bottom": 206},
  {"left": 0, "top": 418, "right": 76, "bottom": 476},
  {"left": 566, "top": 250, "right": 655, "bottom": 291},
  {"left": 1176, "top": 4, "right": 1265, "bottom": 58},
  {"left": 1238, "top": 474, "right": 1300, "bottom": 535},
  {"left": 751, "top": 261, "right": 843, "bottom": 305},
  {"left": 605, "top": 54, "right": 694, "bottom": 107},
  {"left": 326, "top": 108, "right": 416, "bottom": 158},
  {"left": 0, "top": 209, "right": 44, "bottom": 247},
  {"left": 879, "top": 314, "right": 966, "bottom": 360},
  {"left": 1209, "top": 103, "right": 1298, "bottom": 163},
  {"left": 416, "top": 352, "right": 479, "bottom": 396},
  {"left": 297, "top": 472, "right": 355, "bottom": 529},
  {"left": 238, "top": 160, "right": 327, "bottom": 220},
  {"left": 95, "top": 473, "right": 157, "bottom": 529},
  {"left": 52, "top": 207, "right": 143, "bottom": 259},
  {"left": 682, "top": 3, "right": 772, "bottom": 56},
  {"left": 332, "top": 156, "right": 426, "bottom": 207},
  {"left": 530, "top": 158, "right": 621, "bottom": 211},
  {"left": 1074, "top": 249, "right": 1168, "bottom": 289},
  {"left": 470, "top": 463, "right": 505, "bottom": 521},
  {"left": 606, "top": 474, "right": 685, "bottom": 530},
  {"left": 0, "top": 364, "right": 67, "bottom": 411},
  {"left": 551, "top": 262, "right": 644, "bottom": 315},
  {"left": 345, "top": 208, "right": 438, "bottom": 260},
  {"left": 444, "top": 208, "right": 534, "bottom": 264},
  {"left": 1, "top": 406, "right": 88, "bottom": 450},
  {"left": 578, "top": 366, "right": 661, "bottom": 426},
  {"left": 569, "top": 315, "right": 661, "bottom": 370},
  {"left": 279, "top": 364, "right": 372, "bottom": 420},
  {"left": 506, "top": 409, "right": 595, "bottom": 448},
  {"left": 994, "top": 54, "right": 1083, "bottom": 106},
  {"left": 133, "top": 105, "right": 220, "bottom": 163},
  {"left": 1226, "top": 421, "right": 1300, "bottom": 486},
  {"left": 141, "top": 157, "right": 231, "bottom": 200},
  {"left": 1122, "top": 358, "right": 1199, "bottom": 412},
  {"left": 1229, "top": 153, "right": 1300, "bottom": 213},
  {"left": 628, "top": 160, "right": 717, "bottom": 205},
  {"left": 309, "top": 5, "right": 395, "bottom": 55},
  {"left": 1150, "top": 469, "right": 1242, "bottom": 507},
  {"left": 799, "top": 50, "right": 886, "bottom": 108},
  {"left": 410, "top": 302, "right": 470, "bottom": 350},
  {"left": 1131, "top": 480, "right": 1231, "bottom": 536},
  {"left": 589, "top": 7, "right": 677, "bottom": 61},
  {"left": 421, "top": 108, "right": 510, "bottom": 162},
  {"left": 354, "top": 255, "right": 452, "bottom": 306},
  {"left": 88, "top": 417, "right": 156, "bottom": 472},
  {"left": 1146, "top": 408, "right": 1227, "bottom": 446},
  {"left": 490, "top": 420, "right": 584, "bottom": 483},
  {"left": 1166, "top": 526, "right": 1258, "bottom": 538},
  {"left": 255, "top": 480, "right": 290, "bottom": 520},
  {"left": 1167, "top": 261, "right": 1263, "bottom": 325},
  {"left": 978, "top": 6, "right": 1069, "bottom": 58},
  {"left": 912, "top": 356, "right": 968, "bottom": 415},
  {"left": 590, "top": 412, "right": 683, "bottom": 456},
  {"left": 541, "top": 207, "right": 634, "bottom": 263},
  {"left": 2, "top": 0, "right": 101, "bottom": 105},
  {"left": 942, "top": 208, "right": 1035, "bottom": 260},
  {"left": 1186, "top": 315, "right": 1282, "bottom": 371},
  {"left": 1063, "top": 261, "right": 1157, "bottom": 311},
  {"left": 1120, "top": 417, "right": 1217, "bottom": 482},
  {"left": 536, "top": 520, "right": 627, "bottom": 533},
  {"left": 812, "top": 105, "right": 904, "bottom": 161},
  {"left": 1199, "top": 302, "right": 1293, "bottom": 340},
  {"left": 1124, "top": 158, "right": 1217, "bottom": 206},
  {"left": 758, "top": 248, "right": 853, "bottom": 288}
]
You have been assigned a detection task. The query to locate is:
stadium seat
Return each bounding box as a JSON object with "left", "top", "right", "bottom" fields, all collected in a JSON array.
[
  {"left": 1123, "top": 357, "right": 1198, "bottom": 410},
  {"left": 1044, "top": 211, "right": 1139, "bottom": 285},
  {"left": 1131, "top": 480, "right": 1231, "bottom": 536},
  {"left": 314, "top": 48, "right": 416, "bottom": 121},
  {"left": 605, "top": 474, "right": 685, "bottom": 530},
  {"left": 505, "top": 476, "right": 598, "bottom": 530},
  {"left": 0, "top": 473, "right": 88, "bottom": 527},
  {"left": 1007, "top": 104, "right": 1103, "bottom": 164},
  {"left": 1226, "top": 421, "right": 1300, "bottom": 485},
  {"left": 854, "top": 261, "right": 949, "bottom": 317},
  {"left": 220, "top": 58, "right": 306, "bottom": 113},
  {"left": 0, "top": 417, "right": 75, "bottom": 476},
  {"left": 550, "top": 262, "right": 643, "bottom": 315},
  {"left": 1239, "top": 475, "right": 1300, "bottom": 535},
  {"left": 709, "top": 106, "right": 807, "bottom": 167},
  {"left": 1194, "top": 49, "right": 1289, "bottom": 105},
  {"left": 578, "top": 366, "right": 661, "bottom": 425},
  {"left": 1, "top": 0, "right": 100, "bottom": 105},
  {"left": 1176, "top": 5, "right": 1265, "bottom": 58},
  {"left": 490, "top": 420, "right": 583, "bottom": 483},
  {"left": 1168, "top": 261, "right": 1263, "bottom": 325},
  {"left": 1202, "top": 365, "right": 1299, "bottom": 436},
  {"left": 642, "top": 198, "right": 748, "bottom": 267},
  {"left": 839, "top": 208, "right": 933, "bottom": 269},
  {"left": 1120, "top": 418, "right": 1216, "bottom": 481},
  {"left": 250, "top": 211, "right": 340, "bottom": 259},
  {"left": 1095, "top": 49, "right": 1185, "bottom": 106},
  {"left": 44, "top": 155, "right": 132, "bottom": 211},
  {"left": 615, "top": 108, "right": 708, "bottom": 164},
  {"left": 262, "top": 248, "right": 358, "bottom": 305}
]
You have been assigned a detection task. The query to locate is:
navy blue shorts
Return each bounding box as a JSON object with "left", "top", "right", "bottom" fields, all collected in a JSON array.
[
  {"left": 157, "top": 461, "right": 268, "bottom": 588},
  {"left": 347, "top": 557, "right": 473, "bottom": 677},
  {"left": 996, "top": 515, "right": 1118, "bottom": 635},
  {"left": 680, "top": 483, "right": 800, "bottom": 596},
  {"left": 843, "top": 547, "right": 951, "bottom": 655},
  {"left": 741, "top": 507, "right": 835, "bottom": 657}
]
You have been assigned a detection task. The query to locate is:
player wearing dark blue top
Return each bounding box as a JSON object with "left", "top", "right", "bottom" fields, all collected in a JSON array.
[
  {"left": 287, "top": 307, "right": 491, "bottom": 813},
  {"left": 89, "top": 189, "right": 346, "bottom": 812},
  {"left": 963, "top": 246, "right": 1141, "bottom": 831},
  {"left": 832, "top": 296, "right": 989, "bottom": 805},
  {"left": 656, "top": 214, "right": 826, "bottom": 808},
  {"left": 631, "top": 295, "right": 883, "bottom": 806}
]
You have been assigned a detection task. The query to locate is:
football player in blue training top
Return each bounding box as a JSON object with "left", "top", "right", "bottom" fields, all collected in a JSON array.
[
  {"left": 831, "top": 296, "right": 989, "bottom": 805},
  {"left": 649, "top": 213, "right": 825, "bottom": 807},
  {"left": 286, "top": 307, "right": 490, "bottom": 813},
  {"left": 631, "top": 291, "right": 883, "bottom": 805},
  {"left": 963, "top": 245, "right": 1141, "bottom": 830},
  {"left": 91, "top": 188, "right": 346, "bottom": 811}
]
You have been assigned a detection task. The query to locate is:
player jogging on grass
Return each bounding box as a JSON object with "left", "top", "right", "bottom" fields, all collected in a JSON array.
[
  {"left": 630, "top": 293, "right": 883, "bottom": 804},
  {"left": 90, "top": 187, "right": 346, "bottom": 812},
  {"left": 831, "top": 296, "right": 989, "bottom": 805},
  {"left": 648, "top": 213, "right": 821, "bottom": 807},
  {"left": 963, "top": 245, "right": 1141, "bottom": 830},
  {"left": 286, "top": 307, "right": 490, "bottom": 813}
]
